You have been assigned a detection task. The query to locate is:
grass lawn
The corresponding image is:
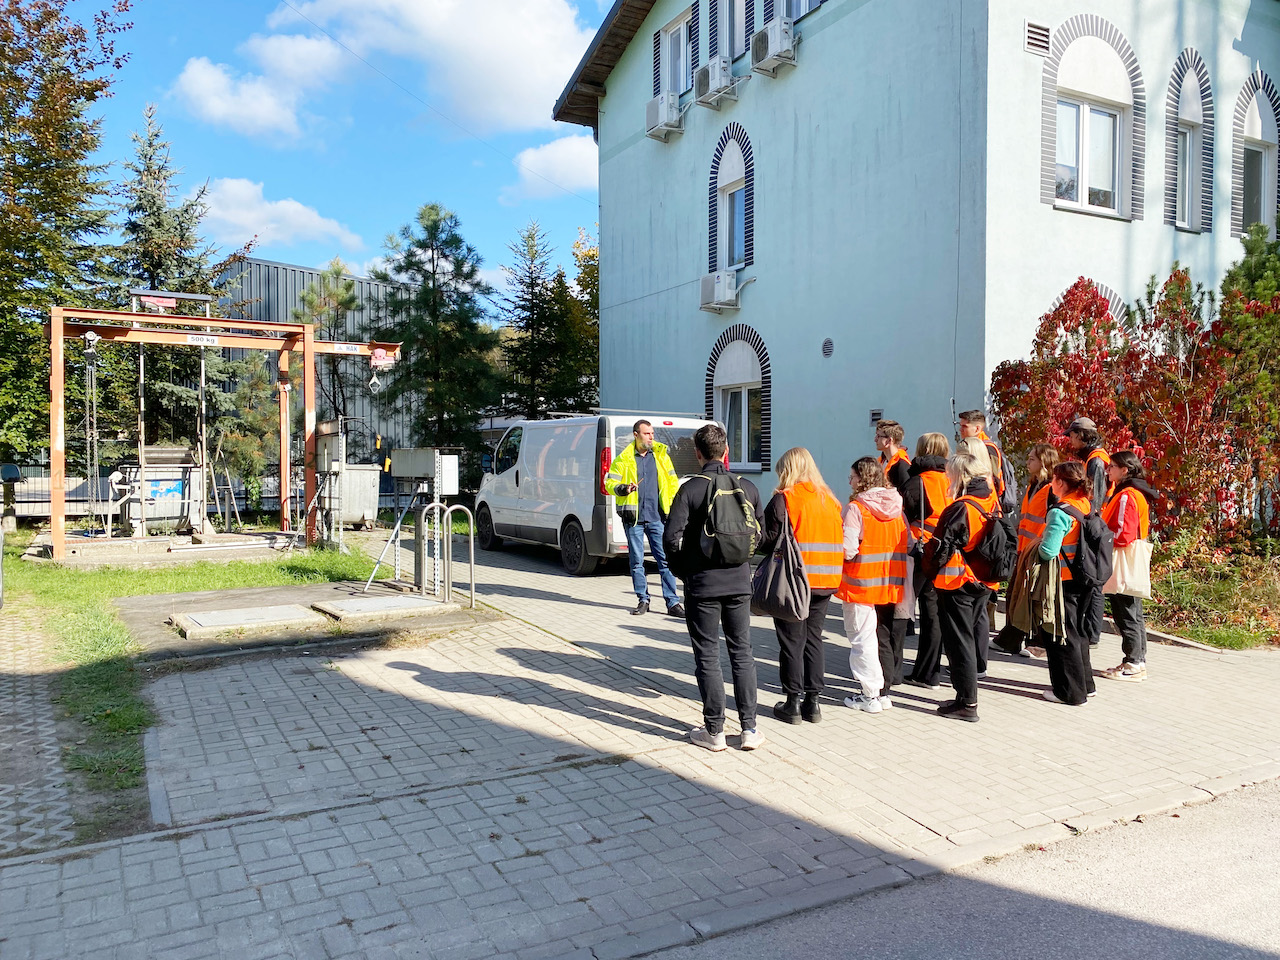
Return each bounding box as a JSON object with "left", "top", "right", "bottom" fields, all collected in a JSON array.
[
  {"left": 1, "top": 527, "right": 382, "bottom": 834},
  {"left": 1146, "top": 545, "right": 1280, "bottom": 650}
]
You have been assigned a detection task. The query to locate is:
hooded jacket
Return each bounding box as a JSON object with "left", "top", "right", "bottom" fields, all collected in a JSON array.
[
  {"left": 842, "top": 486, "right": 915, "bottom": 615},
  {"left": 902, "top": 455, "right": 948, "bottom": 529}
]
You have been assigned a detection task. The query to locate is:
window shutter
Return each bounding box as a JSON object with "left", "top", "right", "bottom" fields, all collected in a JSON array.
[
  {"left": 709, "top": 0, "right": 719, "bottom": 58},
  {"left": 763, "top": 0, "right": 773, "bottom": 23},
  {"left": 653, "top": 31, "right": 661, "bottom": 97},
  {"left": 745, "top": 0, "right": 754, "bottom": 43},
  {"left": 691, "top": 2, "right": 700, "bottom": 70}
]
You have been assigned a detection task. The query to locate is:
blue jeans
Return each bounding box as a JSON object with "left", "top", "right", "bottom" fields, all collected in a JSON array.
[{"left": 624, "top": 519, "right": 680, "bottom": 609}]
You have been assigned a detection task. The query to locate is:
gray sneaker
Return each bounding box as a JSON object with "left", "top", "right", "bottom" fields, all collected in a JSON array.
[
  {"left": 690, "top": 727, "right": 727, "bottom": 751},
  {"left": 739, "top": 728, "right": 765, "bottom": 751},
  {"left": 843, "top": 694, "right": 883, "bottom": 714}
]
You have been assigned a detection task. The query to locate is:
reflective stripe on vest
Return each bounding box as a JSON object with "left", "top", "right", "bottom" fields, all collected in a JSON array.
[
  {"left": 1017, "top": 484, "right": 1052, "bottom": 551},
  {"left": 783, "top": 483, "right": 845, "bottom": 590},
  {"left": 836, "top": 502, "right": 909, "bottom": 605},
  {"left": 933, "top": 493, "right": 998, "bottom": 591}
]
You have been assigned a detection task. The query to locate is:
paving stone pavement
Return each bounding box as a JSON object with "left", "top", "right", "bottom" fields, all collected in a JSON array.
[
  {"left": 0, "top": 606, "right": 75, "bottom": 856},
  {"left": 1, "top": 539, "right": 1279, "bottom": 959}
]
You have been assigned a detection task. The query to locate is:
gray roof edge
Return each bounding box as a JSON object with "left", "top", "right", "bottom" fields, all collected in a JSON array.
[{"left": 553, "top": 0, "right": 655, "bottom": 125}]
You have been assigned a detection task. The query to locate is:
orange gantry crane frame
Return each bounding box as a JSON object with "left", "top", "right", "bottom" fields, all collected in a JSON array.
[{"left": 47, "top": 305, "right": 401, "bottom": 561}]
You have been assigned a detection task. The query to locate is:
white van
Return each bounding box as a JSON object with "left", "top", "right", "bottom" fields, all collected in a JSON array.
[{"left": 475, "top": 414, "right": 714, "bottom": 575}]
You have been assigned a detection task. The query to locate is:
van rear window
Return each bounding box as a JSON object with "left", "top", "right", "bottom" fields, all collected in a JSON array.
[{"left": 614, "top": 425, "right": 701, "bottom": 478}]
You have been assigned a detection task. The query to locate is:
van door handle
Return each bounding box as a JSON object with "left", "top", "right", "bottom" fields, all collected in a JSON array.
[{"left": 515, "top": 469, "right": 520, "bottom": 486}]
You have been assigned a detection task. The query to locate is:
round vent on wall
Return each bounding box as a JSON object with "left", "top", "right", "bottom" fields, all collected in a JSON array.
[{"left": 821, "top": 338, "right": 834, "bottom": 358}]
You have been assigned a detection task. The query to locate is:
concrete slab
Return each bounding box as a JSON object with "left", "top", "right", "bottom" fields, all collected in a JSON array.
[
  {"left": 311, "top": 594, "right": 461, "bottom": 622},
  {"left": 173, "top": 604, "right": 328, "bottom": 641}
]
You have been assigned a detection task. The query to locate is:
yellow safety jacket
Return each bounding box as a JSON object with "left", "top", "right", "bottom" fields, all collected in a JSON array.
[{"left": 606, "top": 441, "right": 679, "bottom": 524}]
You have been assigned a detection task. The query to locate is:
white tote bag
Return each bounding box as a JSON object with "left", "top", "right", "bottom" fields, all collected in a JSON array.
[{"left": 1105, "top": 540, "right": 1152, "bottom": 599}]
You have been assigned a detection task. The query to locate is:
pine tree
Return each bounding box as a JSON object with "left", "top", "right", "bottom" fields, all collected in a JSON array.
[
  {"left": 374, "top": 203, "right": 501, "bottom": 454},
  {"left": 294, "top": 258, "right": 361, "bottom": 430},
  {"left": 0, "top": 0, "right": 133, "bottom": 460}
]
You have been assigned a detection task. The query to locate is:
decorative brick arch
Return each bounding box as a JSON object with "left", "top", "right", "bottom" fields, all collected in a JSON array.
[
  {"left": 1039, "top": 14, "right": 1147, "bottom": 220},
  {"left": 705, "top": 323, "right": 772, "bottom": 468},
  {"left": 1052, "top": 279, "right": 1128, "bottom": 321},
  {"left": 1230, "top": 68, "right": 1280, "bottom": 237},
  {"left": 708, "top": 123, "right": 755, "bottom": 272},
  {"left": 1164, "top": 49, "right": 1214, "bottom": 230}
]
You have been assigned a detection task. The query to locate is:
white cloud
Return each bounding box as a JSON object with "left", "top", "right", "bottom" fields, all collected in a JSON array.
[
  {"left": 172, "top": 34, "right": 343, "bottom": 138},
  {"left": 202, "top": 178, "right": 363, "bottom": 251},
  {"left": 267, "top": 0, "right": 595, "bottom": 132},
  {"left": 501, "top": 133, "right": 598, "bottom": 204}
]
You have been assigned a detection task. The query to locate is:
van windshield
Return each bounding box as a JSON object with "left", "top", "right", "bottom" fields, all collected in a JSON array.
[{"left": 614, "top": 425, "right": 702, "bottom": 478}]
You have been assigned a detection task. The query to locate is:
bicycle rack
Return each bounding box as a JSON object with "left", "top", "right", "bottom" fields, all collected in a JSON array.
[{"left": 414, "top": 502, "right": 475, "bottom": 609}]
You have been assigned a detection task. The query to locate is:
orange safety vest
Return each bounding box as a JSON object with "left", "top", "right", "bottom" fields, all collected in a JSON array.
[
  {"left": 934, "top": 491, "right": 999, "bottom": 591},
  {"left": 881, "top": 448, "right": 910, "bottom": 480},
  {"left": 1101, "top": 486, "right": 1150, "bottom": 540},
  {"left": 783, "top": 483, "right": 845, "bottom": 591},
  {"left": 1017, "top": 482, "right": 1053, "bottom": 551},
  {"left": 910, "top": 470, "right": 952, "bottom": 543},
  {"left": 837, "top": 501, "right": 909, "bottom": 605},
  {"left": 1052, "top": 493, "right": 1092, "bottom": 581},
  {"left": 979, "top": 431, "right": 1005, "bottom": 498},
  {"left": 1084, "top": 447, "right": 1114, "bottom": 501}
]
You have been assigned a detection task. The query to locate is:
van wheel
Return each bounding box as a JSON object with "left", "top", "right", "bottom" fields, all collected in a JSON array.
[
  {"left": 560, "top": 520, "right": 598, "bottom": 576},
  {"left": 476, "top": 506, "right": 502, "bottom": 550}
]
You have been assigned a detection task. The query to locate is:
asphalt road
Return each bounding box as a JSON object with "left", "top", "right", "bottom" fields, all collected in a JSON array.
[{"left": 653, "top": 778, "right": 1280, "bottom": 960}]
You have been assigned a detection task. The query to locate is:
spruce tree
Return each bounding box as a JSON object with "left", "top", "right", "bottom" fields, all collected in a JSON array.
[
  {"left": 373, "top": 203, "right": 501, "bottom": 454},
  {"left": 294, "top": 258, "right": 361, "bottom": 433}
]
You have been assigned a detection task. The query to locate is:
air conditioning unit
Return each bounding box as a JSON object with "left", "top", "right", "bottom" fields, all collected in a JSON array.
[
  {"left": 751, "top": 18, "right": 795, "bottom": 76},
  {"left": 694, "top": 56, "right": 735, "bottom": 108},
  {"left": 645, "top": 92, "right": 683, "bottom": 140},
  {"left": 700, "top": 271, "right": 739, "bottom": 312}
]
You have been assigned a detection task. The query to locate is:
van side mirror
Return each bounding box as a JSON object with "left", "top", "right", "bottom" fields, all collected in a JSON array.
[{"left": 481, "top": 452, "right": 493, "bottom": 474}]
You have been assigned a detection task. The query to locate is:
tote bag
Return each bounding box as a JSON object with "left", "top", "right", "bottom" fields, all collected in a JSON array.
[
  {"left": 1104, "top": 540, "right": 1152, "bottom": 599},
  {"left": 751, "top": 523, "right": 811, "bottom": 622}
]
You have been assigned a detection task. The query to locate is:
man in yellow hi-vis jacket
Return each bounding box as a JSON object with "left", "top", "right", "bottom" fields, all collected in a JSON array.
[{"left": 606, "top": 420, "right": 684, "bottom": 617}]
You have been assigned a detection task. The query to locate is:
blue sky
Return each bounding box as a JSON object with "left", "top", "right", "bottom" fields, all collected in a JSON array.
[{"left": 83, "top": 0, "right": 608, "bottom": 291}]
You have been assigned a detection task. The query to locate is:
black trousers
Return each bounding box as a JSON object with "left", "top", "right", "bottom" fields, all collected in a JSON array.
[
  {"left": 686, "top": 593, "right": 758, "bottom": 734},
  {"left": 1043, "top": 582, "right": 1097, "bottom": 705},
  {"left": 974, "top": 587, "right": 993, "bottom": 673},
  {"left": 939, "top": 582, "right": 987, "bottom": 705},
  {"left": 1084, "top": 584, "right": 1105, "bottom": 645},
  {"left": 909, "top": 578, "right": 944, "bottom": 685},
  {"left": 773, "top": 591, "right": 831, "bottom": 696},
  {"left": 875, "top": 603, "right": 908, "bottom": 696}
]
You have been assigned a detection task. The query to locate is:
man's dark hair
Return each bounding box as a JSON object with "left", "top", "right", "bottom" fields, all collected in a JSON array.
[
  {"left": 632, "top": 419, "right": 652, "bottom": 435},
  {"left": 1071, "top": 426, "right": 1100, "bottom": 447},
  {"left": 694, "top": 423, "right": 727, "bottom": 460},
  {"left": 958, "top": 409, "right": 986, "bottom": 427}
]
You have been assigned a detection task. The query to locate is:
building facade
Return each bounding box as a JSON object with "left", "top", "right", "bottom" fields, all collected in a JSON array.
[{"left": 555, "top": 0, "right": 1280, "bottom": 483}]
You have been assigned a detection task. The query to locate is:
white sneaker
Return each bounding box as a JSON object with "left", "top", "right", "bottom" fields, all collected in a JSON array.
[
  {"left": 739, "top": 728, "right": 765, "bottom": 751},
  {"left": 878, "top": 695, "right": 893, "bottom": 710},
  {"left": 1043, "top": 688, "right": 1065, "bottom": 704},
  {"left": 690, "top": 727, "right": 727, "bottom": 751},
  {"left": 844, "top": 694, "right": 883, "bottom": 714}
]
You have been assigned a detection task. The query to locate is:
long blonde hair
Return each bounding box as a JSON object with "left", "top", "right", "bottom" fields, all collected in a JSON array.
[
  {"left": 958, "top": 437, "right": 994, "bottom": 483},
  {"left": 1028, "top": 443, "right": 1060, "bottom": 486},
  {"left": 774, "top": 447, "right": 838, "bottom": 504},
  {"left": 946, "top": 452, "right": 983, "bottom": 499}
]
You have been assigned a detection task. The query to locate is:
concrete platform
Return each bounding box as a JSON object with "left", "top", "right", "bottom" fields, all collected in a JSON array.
[
  {"left": 172, "top": 604, "right": 329, "bottom": 642},
  {"left": 311, "top": 593, "right": 460, "bottom": 623}
]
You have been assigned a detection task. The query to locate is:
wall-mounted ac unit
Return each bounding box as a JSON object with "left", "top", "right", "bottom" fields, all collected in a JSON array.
[
  {"left": 751, "top": 19, "right": 795, "bottom": 76},
  {"left": 645, "top": 93, "right": 683, "bottom": 140},
  {"left": 695, "top": 56, "right": 735, "bottom": 108},
  {"left": 700, "top": 271, "right": 739, "bottom": 312}
]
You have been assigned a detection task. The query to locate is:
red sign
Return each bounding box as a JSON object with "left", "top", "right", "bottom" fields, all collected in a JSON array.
[{"left": 140, "top": 296, "right": 176, "bottom": 309}]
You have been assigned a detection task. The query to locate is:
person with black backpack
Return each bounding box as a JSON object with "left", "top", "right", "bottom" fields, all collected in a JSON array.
[
  {"left": 663, "top": 424, "right": 766, "bottom": 752},
  {"left": 923, "top": 452, "right": 1001, "bottom": 722},
  {"left": 1037, "top": 462, "right": 1108, "bottom": 706}
]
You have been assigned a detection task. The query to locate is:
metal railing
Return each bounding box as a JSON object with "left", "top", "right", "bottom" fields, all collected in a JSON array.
[{"left": 415, "top": 503, "right": 475, "bottom": 608}]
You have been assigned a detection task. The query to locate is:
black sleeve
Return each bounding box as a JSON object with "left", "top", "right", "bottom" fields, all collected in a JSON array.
[
  {"left": 929, "top": 501, "right": 972, "bottom": 574},
  {"left": 662, "top": 480, "right": 697, "bottom": 565},
  {"left": 888, "top": 460, "right": 910, "bottom": 494},
  {"left": 756, "top": 491, "right": 788, "bottom": 555},
  {"left": 902, "top": 476, "right": 922, "bottom": 521}
]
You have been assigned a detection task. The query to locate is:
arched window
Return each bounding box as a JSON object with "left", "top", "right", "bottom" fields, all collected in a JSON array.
[
  {"left": 1165, "top": 49, "right": 1214, "bottom": 231},
  {"left": 1232, "top": 70, "right": 1280, "bottom": 238},
  {"left": 1052, "top": 280, "right": 1128, "bottom": 322},
  {"left": 708, "top": 123, "right": 755, "bottom": 272},
  {"left": 1040, "top": 15, "right": 1146, "bottom": 220},
  {"left": 705, "top": 324, "right": 771, "bottom": 470}
]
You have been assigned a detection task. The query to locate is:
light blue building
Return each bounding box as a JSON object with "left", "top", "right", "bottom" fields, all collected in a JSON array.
[{"left": 555, "top": 0, "right": 1280, "bottom": 483}]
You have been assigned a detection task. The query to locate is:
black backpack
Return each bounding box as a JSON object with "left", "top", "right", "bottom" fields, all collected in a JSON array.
[
  {"left": 700, "top": 473, "right": 761, "bottom": 566},
  {"left": 962, "top": 500, "right": 1018, "bottom": 583},
  {"left": 1055, "top": 504, "right": 1114, "bottom": 588}
]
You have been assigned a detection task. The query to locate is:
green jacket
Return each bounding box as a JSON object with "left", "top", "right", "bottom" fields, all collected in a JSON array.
[{"left": 607, "top": 440, "right": 679, "bottom": 524}]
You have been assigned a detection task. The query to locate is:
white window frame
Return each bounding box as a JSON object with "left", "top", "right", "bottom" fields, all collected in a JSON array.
[
  {"left": 721, "top": 181, "right": 746, "bottom": 270},
  {"left": 1175, "top": 123, "right": 1194, "bottom": 228},
  {"left": 731, "top": 0, "right": 747, "bottom": 60},
  {"left": 788, "top": 0, "right": 819, "bottom": 18},
  {"left": 719, "top": 384, "right": 762, "bottom": 471},
  {"left": 663, "top": 12, "right": 693, "bottom": 95},
  {"left": 1056, "top": 95, "right": 1123, "bottom": 215},
  {"left": 1241, "top": 140, "right": 1276, "bottom": 233}
]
